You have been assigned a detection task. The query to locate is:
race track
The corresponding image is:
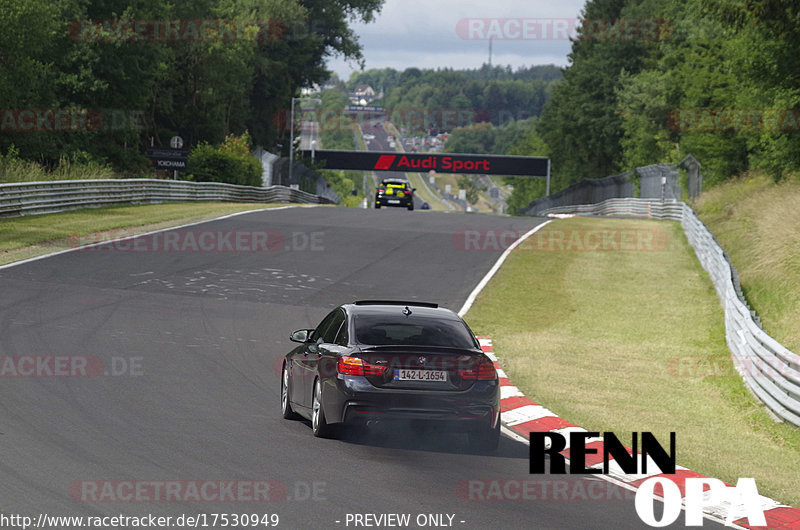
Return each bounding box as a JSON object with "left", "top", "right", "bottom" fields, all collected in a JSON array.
[{"left": 0, "top": 207, "right": 712, "bottom": 528}]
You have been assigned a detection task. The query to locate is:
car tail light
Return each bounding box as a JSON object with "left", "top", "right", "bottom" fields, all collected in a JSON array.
[
  {"left": 337, "top": 357, "right": 387, "bottom": 377},
  {"left": 377, "top": 188, "right": 385, "bottom": 194},
  {"left": 404, "top": 190, "right": 412, "bottom": 195},
  {"left": 459, "top": 361, "right": 497, "bottom": 381}
]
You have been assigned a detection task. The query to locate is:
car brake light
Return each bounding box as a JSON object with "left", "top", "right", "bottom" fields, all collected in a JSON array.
[
  {"left": 337, "top": 357, "right": 387, "bottom": 377},
  {"left": 478, "top": 361, "right": 497, "bottom": 380},
  {"left": 459, "top": 361, "right": 497, "bottom": 381},
  {"left": 377, "top": 188, "right": 384, "bottom": 193},
  {"left": 404, "top": 190, "right": 412, "bottom": 195}
]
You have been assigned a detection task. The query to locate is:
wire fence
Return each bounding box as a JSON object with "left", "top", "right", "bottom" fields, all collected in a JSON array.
[
  {"left": 520, "top": 171, "right": 634, "bottom": 216},
  {"left": 538, "top": 197, "right": 800, "bottom": 427},
  {"left": 0, "top": 179, "right": 334, "bottom": 217},
  {"left": 521, "top": 155, "right": 703, "bottom": 216}
]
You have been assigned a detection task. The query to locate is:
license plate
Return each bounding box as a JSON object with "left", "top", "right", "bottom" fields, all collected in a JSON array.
[
  {"left": 394, "top": 369, "right": 447, "bottom": 382},
  {"left": 388, "top": 199, "right": 400, "bottom": 204}
]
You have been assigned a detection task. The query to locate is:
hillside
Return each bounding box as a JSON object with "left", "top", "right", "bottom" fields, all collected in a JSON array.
[{"left": 695, "top": 173, "right": 800, "bottom": 352}]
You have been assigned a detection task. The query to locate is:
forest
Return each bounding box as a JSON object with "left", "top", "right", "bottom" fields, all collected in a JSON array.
[
  {"left": 4, "top": 0, "right": 799, "bottom": 210},
  {"left": 0, "top": 0, "right": 382, "bottom": 172},
  {"left": 435, "top": 0, "right": 800, "bottom": 211},
  {"left": 538, "top": 0, "right": 800, "bottom": 189},
  {"left": 351, "top": 64, "right": 562, "bottom": 128}
]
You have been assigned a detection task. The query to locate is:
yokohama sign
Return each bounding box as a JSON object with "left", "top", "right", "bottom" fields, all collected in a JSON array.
[{"left": 302, "top": 150, "right": 550, "bottom": 177}]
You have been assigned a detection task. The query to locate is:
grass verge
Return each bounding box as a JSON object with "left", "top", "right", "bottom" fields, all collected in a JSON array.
[
  {"left": 0, "top": 202, "right": 298, "bottom": 266},
  {"left": 1, "top": 149, "right": 124, "bottom": 182},
  {"left": 404, "top": 172, "right": 451, "bottom": 212},
  {"left": 694, "top": 172, "right": 800, "bottom": 352},
  {"left": 464, "top": 216, "right": 800, "bottom": 506},
  {"left": 381, "top": 121, "right": 453, "bottom": 212}
]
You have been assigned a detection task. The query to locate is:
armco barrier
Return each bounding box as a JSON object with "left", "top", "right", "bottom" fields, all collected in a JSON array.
[
  {"left": 0, "top": 179, "right": 334, "bottom": 217},
  {"left": 539, "top": 197, "right": 684, "bottom": 221},
  {"left": 539, "top": 197, "right": 800, "bottom": 427},
  {"left": 481, "top": 337, "right": 800, "bottom": 528}
]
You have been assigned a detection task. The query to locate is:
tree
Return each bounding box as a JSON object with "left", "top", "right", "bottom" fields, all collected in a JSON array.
[
  {"left": 0, "top": 0, "right": 385, "bottom": 174},
  {"left": 537, "top": 0, "right": 650, "bottom": 187}
]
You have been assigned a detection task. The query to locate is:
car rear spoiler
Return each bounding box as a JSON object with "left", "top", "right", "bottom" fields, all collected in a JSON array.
[{"left": 354, "top": 300, "right": 438, "bottom": 308}]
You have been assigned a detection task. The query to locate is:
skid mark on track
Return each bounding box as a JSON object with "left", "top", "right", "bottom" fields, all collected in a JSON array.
[{"left": 129, "top": 268, "right": 334, "bottom": 301}]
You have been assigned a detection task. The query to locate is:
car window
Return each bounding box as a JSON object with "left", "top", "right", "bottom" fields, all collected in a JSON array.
[
  {"left": 382, "top": 181, "right": 408, "bottom": 189},
  {"left": 317, "top": 309, "right": 346, "bottom": 344},
  {"left": 311, "top": 309, "right": 342, "bottom": 344},
  {"left": 354, "top": 314, "right": 476, "bottom": 349},
  {"left": 333, "top": 318, "right": 349, "bottom": 346}
]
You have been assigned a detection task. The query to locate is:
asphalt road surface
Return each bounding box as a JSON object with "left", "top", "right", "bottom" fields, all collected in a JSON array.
[
  {"left": 0, "top": 207, "right": 718, "bottom": 528},
  {"left": 360, "top": 120, "right": 425, "bottom": 210}
]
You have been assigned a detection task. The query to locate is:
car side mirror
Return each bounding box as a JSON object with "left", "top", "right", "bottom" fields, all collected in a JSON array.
[
  {"left": 290, "top": 329, "right": 314, "bottom": 343},
  {"left": 412, "top": 188, "right": 417, "bottom": 192}
]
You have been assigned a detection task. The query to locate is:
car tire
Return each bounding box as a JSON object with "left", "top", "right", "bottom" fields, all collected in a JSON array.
[
  {"left": 311, "top": 379, "right": 336, "bottom": 438},
  {"left": 407, "top": 203, "right": 414, "bottom": 211},
  {"left": 375, "top": 203, "right": 381, "bottom": 209},
  {"left": 281, "top": 364, "right": 300, "bottom": 420},
  {"left": 468, "top": 418, "right": 500, "bottom": 452}
]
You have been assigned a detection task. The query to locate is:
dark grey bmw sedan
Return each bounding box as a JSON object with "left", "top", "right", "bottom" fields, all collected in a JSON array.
[{"left": 280, "top": 301, "right": 500, "bottom": 450}]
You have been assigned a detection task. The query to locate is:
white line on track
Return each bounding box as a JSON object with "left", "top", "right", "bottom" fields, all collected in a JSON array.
[
  {"left": 458, "top": 220, "right": 553, "bottom": 317},
  {"left": 460, "top": 221, "right": 746, "bottom": 529},
  {"left": 0, "top": 205, "right": 315, "bottom": 271}
]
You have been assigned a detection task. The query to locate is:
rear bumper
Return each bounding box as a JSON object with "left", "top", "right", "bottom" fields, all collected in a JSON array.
[
  {"left": 343, "top": 403, "right": 496, "bottom": 432},
  {"left": 375, "top": 195, "right": 412, "bottom": 207},
  {"left": 325, "top": 375, "right": 500, "bottom": 431}
]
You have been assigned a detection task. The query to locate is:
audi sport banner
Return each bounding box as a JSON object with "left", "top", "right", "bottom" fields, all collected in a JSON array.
[{"left": 302, "top": 150, "right": 549, "bottom": 177}]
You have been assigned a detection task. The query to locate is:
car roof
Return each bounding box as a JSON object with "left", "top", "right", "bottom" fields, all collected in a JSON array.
[
  {"left": 342, "top": 301, "right": 461, "bottom": 320},
  {"left": 381, "top": 179, "right": 409, "bottom": 185}
]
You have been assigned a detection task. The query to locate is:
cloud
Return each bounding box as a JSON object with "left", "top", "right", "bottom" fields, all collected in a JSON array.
[{"left": 326, "top": 0, "right": 586, "bottom": 79}]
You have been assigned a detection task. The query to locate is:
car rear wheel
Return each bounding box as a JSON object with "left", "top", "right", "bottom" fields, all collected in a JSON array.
[
  {"left": 281, "top": 365, "right": 300, "bottom": 420},
  {"left": 311, "top": 379, "right": 336, "bottom": 438},
  {"left": 374, "top": 202, "right": 381, "bottom": 209},
  {"left": 468, "top": 419, "right": 500, "bottom": 452},
  {"left": 407, "top": 202, "right": 414, "bottom": 211}
]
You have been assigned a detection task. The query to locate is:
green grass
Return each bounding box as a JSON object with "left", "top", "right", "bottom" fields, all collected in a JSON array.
[
  {"left": 464, "top": 217, "right": 800, "bottom": 506},
  {"left": 404, "top": 171, "right": 451, "bottom": 212},
  {"left": 354, "top": 122, "right": 369, "bottom": 152},
  {"left": 0, "top": 202, "right": 295, "bottom": 265},
  {"left": 695, "top": 173, "right": 800, "bottom": 352},
  {"left": 0, "top": 153, "right": 120, "bottom": 183}
]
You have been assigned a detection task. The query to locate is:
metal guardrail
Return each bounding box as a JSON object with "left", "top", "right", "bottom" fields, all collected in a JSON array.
[
  {"left": 0, "top": 179, "right": 334, "bottom": 216},
  {"left": 540, "top": 197, "right": 800, "bottom": 427},
  {"left": 521, "top": 154, "right": 703, "bottom": 216},
  {"left": 540, "top": 197, "right": 684, "bottom": 221}
]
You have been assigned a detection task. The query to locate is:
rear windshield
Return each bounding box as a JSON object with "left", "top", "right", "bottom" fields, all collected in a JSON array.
[
  {"left": 354, "top": 314, "right": 477, "bottom": 349},
  {"left": 383, "top": 182, "right": 407, "bottom": 188}
]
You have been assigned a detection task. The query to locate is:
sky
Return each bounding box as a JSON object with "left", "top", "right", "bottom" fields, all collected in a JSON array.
[{"left": 326, "top": 0, "right": 588, "bottom": 82}]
